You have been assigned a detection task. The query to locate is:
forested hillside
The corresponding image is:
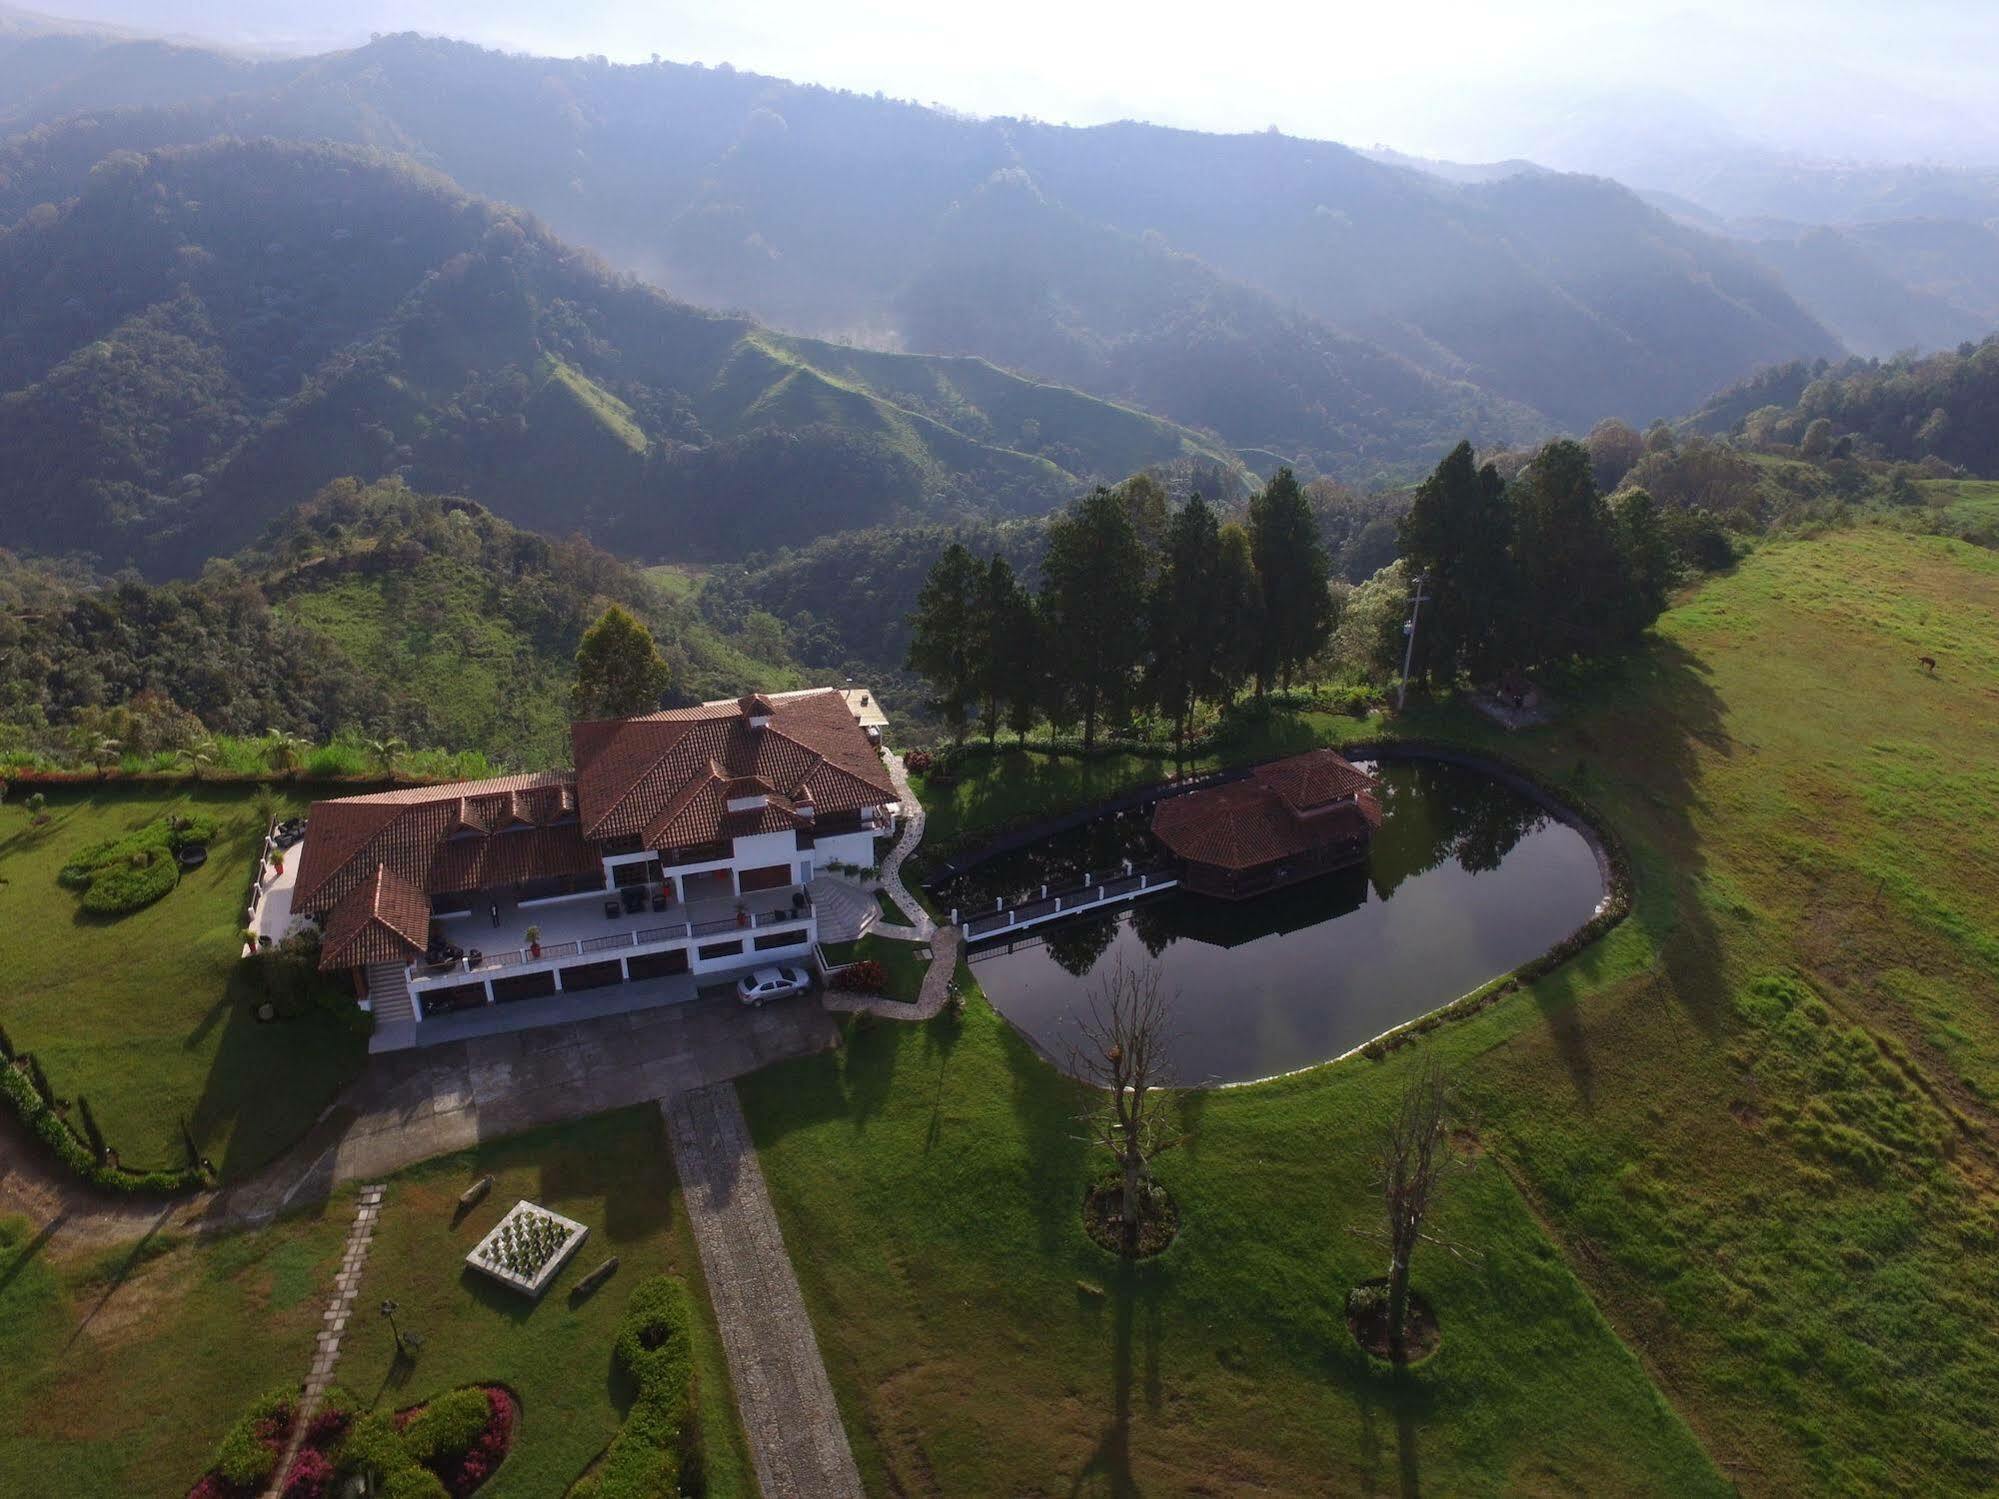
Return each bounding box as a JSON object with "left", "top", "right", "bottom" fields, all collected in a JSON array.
[
  {"left": 0, "top": 30, "right": 1841, "bottom": 457},
  {"left": 0, "top": 482, "right": 818, "bottom": 768},
  {"left": 0, "top": 139, "right": 1235, "bottom": 575},
  {"left": 1683, "top": 337, "right": 1999, "bottom": 474}
]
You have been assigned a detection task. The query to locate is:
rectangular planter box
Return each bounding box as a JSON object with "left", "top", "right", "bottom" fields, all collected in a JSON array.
[{"left": 464, "top": 1201, "right": 589, "bottom": 1298}]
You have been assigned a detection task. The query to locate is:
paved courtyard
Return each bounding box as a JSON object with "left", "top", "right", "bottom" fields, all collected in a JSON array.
[{"left": 223, "top": 987, "right": 840, "bottom": 1221}]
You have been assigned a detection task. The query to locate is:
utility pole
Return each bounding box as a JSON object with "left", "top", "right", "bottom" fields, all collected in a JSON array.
[{"left": 1397, "top": 573, "right": 1430, "bottom": 711}]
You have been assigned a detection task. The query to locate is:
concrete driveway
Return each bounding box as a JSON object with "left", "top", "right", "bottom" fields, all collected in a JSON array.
[{"left": 243, "top": 985, "right": 840, "bottom": 1216}]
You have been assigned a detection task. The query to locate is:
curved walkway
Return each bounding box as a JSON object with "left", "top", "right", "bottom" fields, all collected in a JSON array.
[
  {"left": 875, "top": 750, "right": 934, "bottom": 937},
  {"left": 823, "top": 926, "right": 963, "bottom": 1021}
]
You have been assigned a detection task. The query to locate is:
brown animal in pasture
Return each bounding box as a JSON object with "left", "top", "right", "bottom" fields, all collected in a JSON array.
[{"left": 1919, "top": 655, "right": 1937, "bottom": 674}]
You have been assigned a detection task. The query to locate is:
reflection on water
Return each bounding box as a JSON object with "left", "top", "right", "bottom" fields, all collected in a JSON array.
[{"left": 959, "top": 760, "right": 1606, "bottom": 1084}]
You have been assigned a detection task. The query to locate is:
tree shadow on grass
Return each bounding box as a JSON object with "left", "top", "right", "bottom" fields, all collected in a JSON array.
[
  {"left": 1349, "top": 1363, "right": 1440, "bottom": 1499},
  {"left": 187, "top": 987, "right": 368, "bottom": 1183},
  {"left": 0, "top": 1213, "right": 64, "bottom": 1300},
  {"left": 994, "top": 1012, "right": 1092, "bottom": 1256},
  {"left": 1068, "top": 1259, "right": 1170, "bottom": 1499},
  {"left": 1513, "top": 639, "right": 1733, "bottom": 1107}
]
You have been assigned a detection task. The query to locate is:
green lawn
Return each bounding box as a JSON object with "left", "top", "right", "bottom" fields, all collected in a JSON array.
[
  {"left": 743, "top": 970, "right": 1723, "bottom": 1495},
  {"left": 0, "top": 1198, "right": 352, "bottom": 1493},
  {"left": 0, "top": 784, "right": 366, "bottom": 1178},
  {"left": 338, "top": 1108, "right": 753, "bottom": 1499},
  {"left": 0, "top": 1109, "right": 752, "bottom": 1497},
  {"left": 742, "top": 529, "right": 1999, "bottom": 1495},
  {"left": 822, "top": 933, "right": 931, "bottom": 1002}
]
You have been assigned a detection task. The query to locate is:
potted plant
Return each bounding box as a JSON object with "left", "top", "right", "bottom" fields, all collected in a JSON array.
[
  {"left": 524, "top": 925, "right": 542, "bottom": 959},
  {"left": 735, "top": 901, "right": 749, "bottom": 929}
]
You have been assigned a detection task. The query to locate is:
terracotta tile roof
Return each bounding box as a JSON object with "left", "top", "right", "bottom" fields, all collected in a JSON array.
[
  {"left": 319, "top": 863, "right": 431, "bottom": 970},
  {"left": 292, "top": 771, "right": 590, "bottom": 919},
  {"left": 1152, "top": 752, "right": 1380, "bottom": 872},
  {"left": 294, "top": 690, "right": 888, "bottom": 929},
  {"left": 573, "top": 688, "right": 893, "bottom": 845},
  {"left": 1251, "top": 748, "right": 1376, "bottom": 812}
]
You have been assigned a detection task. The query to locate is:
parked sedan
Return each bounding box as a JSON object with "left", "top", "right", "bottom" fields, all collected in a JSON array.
[{"left": 736, "top": 965, "right": 810, "bottom": 1007}]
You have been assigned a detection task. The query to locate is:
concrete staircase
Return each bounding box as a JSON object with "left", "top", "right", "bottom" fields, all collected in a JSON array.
[
  {"left": 366, "top": 963, "right": 415, "bottom": 1025},
  {"left": 807, "top": 877, "right": 878, "bottom": 944}
]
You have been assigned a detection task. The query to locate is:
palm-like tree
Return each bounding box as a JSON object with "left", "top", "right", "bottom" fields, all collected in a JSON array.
[
  {"left": 364, "top": 736, "right": 408, "bottom": 782},
  {"left": 264, "top": 731, "right": 309, "bottom": 781},
  {"left": 90, "top": 736, "right": 122, "bottom": 780},
  {"left": 173, "top": 739, "right": 217, "bottom": 782}
]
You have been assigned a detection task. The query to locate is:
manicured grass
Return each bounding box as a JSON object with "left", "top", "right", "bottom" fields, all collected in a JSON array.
[
  {"left": 742, "top": 968, "right": 1724, "bottom": 1495},
  {"left": 0, "top": 1200, "right": 352, "bottom": 1494},
  {"left": 821, "top": 933, "right": 930, "bottom": 1002},
  {"left": 0, "top": 1109, "right": 752, "bottom": 1497},
  {"left": 743, "top": 529, "right": 1999, "bottom": 1495},
  {"left": 0, "top": 784, "right": 367, "bottom": 1178},
  {"left": 338, "top": 1108, "right": 753, "bottom": 1499},
  {"left": 873, "top": 888, "right": 904, "bottom": 925}
]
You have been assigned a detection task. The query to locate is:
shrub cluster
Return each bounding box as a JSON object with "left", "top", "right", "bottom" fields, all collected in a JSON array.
[
  {"left": 573, "top": 1275, "right": 702, "bottom": 1498},
  {"left": 186, "top": 1387, "right": 296, "bottom": 1498},
  {"left": 1, "top": 1057, "right": 206, "bottom": 1193},
  {"left": 59, "top": 812, "right": 217, "bottom": 915},
  {"left": 191, "top": 1382, "right": 513, "bottom": 1499},
  {"left": 834, "top": 959, "right": 888, "bottom": 995}
]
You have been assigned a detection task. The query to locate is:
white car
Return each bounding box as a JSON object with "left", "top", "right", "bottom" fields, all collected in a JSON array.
[{"left": 736, "top": 965, "right": 810, "bottom": 1006}]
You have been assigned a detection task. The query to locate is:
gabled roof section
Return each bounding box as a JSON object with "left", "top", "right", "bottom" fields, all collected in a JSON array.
[
  {"left": 320, "top": 863, "right": 430, "bottom": 971},
  {"left": 1251, "top": 748, "right": 1376, "bottom": 813},
  {"left": 1152, "top": 751, "right": 1380, "bottom": 872},
  {"left": 291, "top": 771, "right": 585, "bottom": 918},
  {"left": 573, "top": 688, "right": 893, "bottom": 848}
]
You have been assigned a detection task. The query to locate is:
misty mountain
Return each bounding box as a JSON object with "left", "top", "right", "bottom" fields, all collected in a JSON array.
[
  {"left": 0, "top": 30, "right": 1843, "bottom": 454},
  {"left": 0, "top": 139, "right": 1236, "bottom": 576},
  {"left": 1743, "top": 227, "right": 1992, "bottom": 358}
]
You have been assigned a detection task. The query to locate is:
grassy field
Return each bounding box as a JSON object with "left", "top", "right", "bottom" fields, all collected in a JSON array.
[
  {"left": 0, "top": 784, "right": 366, "bottom": 1178},
  {"left": 337, "top": 1108, "right": 753, "bottom": 1499},
  {"left": 741, "top": 528, "right": 1999, "bottom": 1495},
  {"left": 743, "top": 969, "right": 1724, "bottom": 1496},
  {"left": 0, "top": 1108, "right": 751, "bottom": 1496}
]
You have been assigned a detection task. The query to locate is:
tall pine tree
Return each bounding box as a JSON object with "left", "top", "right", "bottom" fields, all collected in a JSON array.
[
  {"left": 1509, "top": 440, "right": 1627, "bottom": 666},
  {"left": 1040, "top": 487, "right": 1147, "bottom": 752},
  {"left": 1248, "top": 467, "right": 1334, "bottom": 693},
  {"left": 1145, "top": 494, "right": 1225, "bottom": 762},
  {"left": 905, "top": 542, "right": 983, "bottom": 744},
  {"left": 1397, "top": 441, "right": 1517, "bottom": 685}
]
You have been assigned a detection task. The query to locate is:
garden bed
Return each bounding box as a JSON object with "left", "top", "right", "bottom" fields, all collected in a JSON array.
[
  {"left": 465, "top": 1200, "right": 589, "bottom": 1297},
  {"left": 1346, "top": 1276, "right": 1441, "bottom": 1364},
  {"left": 1081, "top": 1179, "right": 1180, "bottom": 1258}
]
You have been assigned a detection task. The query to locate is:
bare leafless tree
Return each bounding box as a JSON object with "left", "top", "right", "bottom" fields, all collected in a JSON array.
[
  {"left": 1356, "top": 1050, "right": 1475, "bottom": 1361},
  {"left": 1070, "top": 956, "right": 1180, "bottom": 1255}
]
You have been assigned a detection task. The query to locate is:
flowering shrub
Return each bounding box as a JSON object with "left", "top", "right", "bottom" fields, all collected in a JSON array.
[
  {"left": 280, "top": 1447, "right": 335, "bottom": 1499},
  {"left": 901, "top": 749, "right": 933, "bottom": 774},
  {"left": 839, "top": 959, "right": 888, "bottom": 994},
  {"left": 186, "top": 1388, "right": 295, "bottom": 1498}
]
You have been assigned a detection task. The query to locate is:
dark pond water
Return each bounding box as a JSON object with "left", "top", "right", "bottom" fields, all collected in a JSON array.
[{"left": 950, "top": 760, "right": 1607, "bottom": 1085}]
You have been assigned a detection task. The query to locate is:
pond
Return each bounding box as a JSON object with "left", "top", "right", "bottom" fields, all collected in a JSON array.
[{"left": 947, "top": 759, "right": 1607, "bottom": 1085}]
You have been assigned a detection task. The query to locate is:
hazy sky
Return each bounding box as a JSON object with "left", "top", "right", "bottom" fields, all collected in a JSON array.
[{"left": 27, "top": 0, "right": 1999, "bottom": 167}]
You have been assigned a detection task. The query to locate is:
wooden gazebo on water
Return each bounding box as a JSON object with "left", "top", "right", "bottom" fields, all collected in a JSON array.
[{"left": 1150, "top": 748, "right": 1382, "bottom": 900}]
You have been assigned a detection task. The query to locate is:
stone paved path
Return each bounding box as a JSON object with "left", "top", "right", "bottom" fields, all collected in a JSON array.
[
  {"left": 876, "top": 750, "right": 934, "bottom": 937},
  {"left": 824, "top": 925, "right": 963, "bottom": 1021},
  {"left": 264, "top": 1183, "right": 385, "bottom": 1498},
  {"left": 663, "top": 1085, "right": 864, "bottom": 1499}
]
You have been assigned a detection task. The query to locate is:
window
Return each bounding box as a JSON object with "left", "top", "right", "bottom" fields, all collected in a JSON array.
[
  {"left": 697, "top": 939, "right": 744, "bottom": 960},
  {"left": 737, "top": 863, "right": 793, "bottom": 892},
  {"left": 754, "top": 931, "right": 808, "bottom": 951}
]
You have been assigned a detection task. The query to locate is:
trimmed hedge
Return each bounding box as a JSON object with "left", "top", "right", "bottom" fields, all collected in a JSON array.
[
  {"left": 59, "top": 812, "right": 218, "bottom": 915},
  {"left": 573, "top": 1275, "right": 701, "bottom": 1498},
  {"left": 1, "top": 1057, "right": 207, "bottom": 1193},
  {"left": 401, "top": 1388, "right": 494, "bottom": 1469}
]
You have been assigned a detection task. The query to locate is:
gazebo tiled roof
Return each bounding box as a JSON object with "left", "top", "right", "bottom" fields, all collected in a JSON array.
[{"left": 1151, "top": 750, "right": 1380, "bottom": 872}]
